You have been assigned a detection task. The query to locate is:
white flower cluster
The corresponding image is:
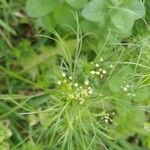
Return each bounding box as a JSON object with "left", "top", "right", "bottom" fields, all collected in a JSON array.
[
  {"left": 72, "top": 82, "right": 93, "bottom": 104},
  {"left": 57, "top": 73, "right": 94, "bottom": 104},
  {"left": 90, "top": 58, "right": 107, "bottom": 79},
  {"left": 121, "top": 84, "right": 136, "bottom": 97},
  {"left": 121, "top": 84, "right": 130, "bottom": 92},
  {"left": 101, "top": 112, "right": 116, "bottom": 128},
  {"left": 101, "top": 113, "right": 112, "bottom": 124}
]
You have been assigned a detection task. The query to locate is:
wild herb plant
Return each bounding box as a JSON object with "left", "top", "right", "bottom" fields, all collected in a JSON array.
[{"left": 0, "top": 0, "right": 150, "bottom": 150}]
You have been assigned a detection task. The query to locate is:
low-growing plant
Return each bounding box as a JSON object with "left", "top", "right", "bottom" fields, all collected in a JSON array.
[{"left": 0, "top": 0, "right": 150, "bottom": 150}]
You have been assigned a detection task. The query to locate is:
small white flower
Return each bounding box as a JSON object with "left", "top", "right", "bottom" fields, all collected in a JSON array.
[
  {"left": 96, "top": 71, "right": 100, "bottom": 75},
  {"left": 110, "top": 65, "right": 113, "bottom": 68},
  {"left": 57, "top": 81, "right": 61, "bottom": 85},
  {"left": 90, "top": 71, "right": 95, "bottom": 75},
  {"left": 74, "top": 83, "right": 78, "bottom": 87},
  {"left": 62, "top": 73, "right": 66, "bottom": 77},
  {"left": 80, "top": 101, "right": 84, "bottom": 105},
  {"left": 85, "top": 80, "right": 89, "bottom": 85},
  {"left": 102, "top": 70, "right": 107, "bottom": 74},
  {"left": 132, "top": 93, "right": 136, "bottom": 97},
  {"left": 95, "top": 63, "right": 99, "bottom": 67},
  {"left": 69, "top": 76, "right": 72, "bottom": 80},
  {"left": 112, "top": 112, "right": 115, "bottom": 115},
  {"left": 100, "top": 57, "right": 103, "bottom": 62},
  {"left": 88, "top": 89, "right": 93, "bottom": 94},
  {"left": 99, "top": 68, "right": 102, "bottom": 72},
  {"left": 83, "top": 89, "right": 88, "bottom": 95},
  {"left": 105, "top": 119, "right": 108, "bottom": 123},
  {"left": 123, "top": 87, "right": 128, "bottom": 91},
  {"left": 126, "top": 84, "right": 129, "bottom": 88},
  {"left": 88, "top": 86, "right": 92, "bottom": 90}
]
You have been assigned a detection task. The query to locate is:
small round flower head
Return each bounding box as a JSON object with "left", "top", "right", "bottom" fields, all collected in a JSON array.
[
  {"left": 90, "top": 71, "right": 95, "bottom": 75},
  {"left": 57, "top": 81, "right": 61, "bottom": 85},
  {"left": 112, "top": 112, "right": 115, "bottom": 115},
  {"left": 123, "top": 87, "right": 128, "bottom": 91},
  {"left": 102, "top": 70, "right": 107, "bottom": 74},
  {"left": 88, "top": 89, "right": 93, "bottom": 94},
  {"left": 74, "top": 83, "right": 78, "bottom": 87},
  {"left": 88, "top": 86, "right": 92, "bottom": 90},
  {"left": 80, "top": 101, "right": 84, "bottom": 105},
  {"left": 100, "top": 74, "right": 103, "bottom": 78},
  {"left": 69, "top": 76, "right": 72, "bottom": 80},
  {"left": 99, "top": 68, "right": 102, "bottom": 72},
  {"left": 100, "top": 57, "right": 104, "bottom": 62},
  {"left": 105, "top": 119, "right": 108, "bottom": 123},
  {"left": 132, "top": 93, "right": 136, "bottom": 97},
  {"left": 96, "top": 71, "right": 100, "bottom": 75},
  {"left": 62, "top": 73, "right": 66, "bottom": 77},
  {"left": 110, "top": 65, "right": 113, "bottom": 68},
  {"left": 95, "top": 63, "right": 99, "bottom": 67},
  {"left": 85, "top": 80, "right": 89, "bottom": 85}
]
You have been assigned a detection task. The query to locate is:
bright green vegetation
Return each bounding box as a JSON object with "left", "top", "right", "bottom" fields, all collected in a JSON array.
[{"left": 0, "top": 0, "right": 150, "bottom": 149}]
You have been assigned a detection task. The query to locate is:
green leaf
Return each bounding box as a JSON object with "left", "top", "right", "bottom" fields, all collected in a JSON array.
[
  {"left": 42, "top": 14, "right": 56, "bottom": 29},
  {"left": 123, "top": 0, "right": 145, "bottom": 20},
  {"left": 133, "top": 87, "right": 150, "bottom": 102},
  {"left": 114, "top": 108, "right": 145, "bottom": 138},
  {"left": 65, "top": 0, "right": 87, "bottom": 9},
  {"left": 81, "top": 0, "right": 109, "bottom": 22},
  {"left": 81, "top": 20, "right": 100, "bottom": 34},
  {"left": 26, "top": 0, "right": 60, "bottom": 18},
  {"left": 110, "top": 0, "right": 123, "bottom": 6},
  {"left": 22, "top": 141, "right": 42, "bottom": 150},
  {"left": 108, "top": 67, "right": 134, "bottom": 93},
  {"left": 54, "top": 4, "right": 76, "bottom": 31},
  {"left": 111, "top": 10, "right": 135, "bottom": 34}
]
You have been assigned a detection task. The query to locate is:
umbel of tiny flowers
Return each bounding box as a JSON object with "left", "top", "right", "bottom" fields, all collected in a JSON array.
[
  {"left": 90, "top": 62, "right": 107, "bottom": 79},
  {"left": 57, "top": 73, "right": 94, "bottom": 105},
  {"left": 120, "top": 83, "right": 136, "bottom": 97},
  {"left": 101, "top": 112, "right": 116, "bottom": 129}
]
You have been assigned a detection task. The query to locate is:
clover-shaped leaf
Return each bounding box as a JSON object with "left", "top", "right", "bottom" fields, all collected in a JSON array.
[
  {"left": 26, "top": 0, "right": 60, "bottom": 18},
  {"left": 82, "top": 0, "right": 109, "bottom": 22},
  {"left": 65, "top": 0, "right": 87, "bottom": 9}
]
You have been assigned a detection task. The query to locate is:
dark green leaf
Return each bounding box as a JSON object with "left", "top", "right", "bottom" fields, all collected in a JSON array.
[
  {"left": 81, "top": 0, "right": 109, "bottom": 22},
  {"left": 26, "top": 0, "right": 60, "bottom": 18}
]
